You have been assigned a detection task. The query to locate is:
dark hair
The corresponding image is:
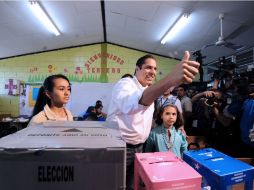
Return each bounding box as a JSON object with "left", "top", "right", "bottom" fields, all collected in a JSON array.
[
  {"left": 121, "top": 73, "right": 133, "bottom": 78},
  {"left": 155, "top": 104, "right": 184, "bottom": 130},
  {"left": 31, "top": 74, "right": 71, "bottom": 117},
  {"left": 178, "top": 84, "right": 187, "bottom": 92},
  {"left": 187, "top": 142, "right": 200, "bottom": 150},
  {"left": 86, "top": 106, "right": 95, "bottom": 113},
  {"left": 95, "top": 100, "right": 102, "bottom": 106},
  {"left": 135, "top": 54, "right": 156, "bottom": 71}
]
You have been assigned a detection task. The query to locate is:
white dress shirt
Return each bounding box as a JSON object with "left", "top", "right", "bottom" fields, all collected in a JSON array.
[{"left": 107, "top": 76, "right": 154, "bottom": 145}]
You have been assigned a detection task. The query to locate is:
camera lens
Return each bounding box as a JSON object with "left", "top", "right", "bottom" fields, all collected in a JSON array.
[{"left": 205, "top": 96, "right": 216, "bottom": 107}]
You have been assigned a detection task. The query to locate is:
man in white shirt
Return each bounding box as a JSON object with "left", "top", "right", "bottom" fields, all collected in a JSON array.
[{"left": 107, "top": 51, "right": 199, "bottom": 190}]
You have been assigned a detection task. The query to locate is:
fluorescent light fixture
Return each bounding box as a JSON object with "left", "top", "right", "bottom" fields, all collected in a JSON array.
[
  {"left": 161, "top": 13, "right": 190, "bottom": 44},
  {"left": 29, "top": 1, "right": 60, "bottom": 36}
]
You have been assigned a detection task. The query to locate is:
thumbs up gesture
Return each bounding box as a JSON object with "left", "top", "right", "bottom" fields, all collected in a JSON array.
[
  {"left": 169, "top": 51, "right": 200, "bottom": 86},
  {"left": 182, "top": 51, "right": 200, "bottom": 84},
  {"left": 182, "top": 50, "right": 190, "bottom": 62}
]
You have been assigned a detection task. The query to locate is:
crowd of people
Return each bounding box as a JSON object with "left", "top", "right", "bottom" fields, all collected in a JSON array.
[
  {"left": 27, "top": 52, "right": 254, "bottom": 190},
  {"left": 186, "top": 68, "right": 254, "bottom": 158}
]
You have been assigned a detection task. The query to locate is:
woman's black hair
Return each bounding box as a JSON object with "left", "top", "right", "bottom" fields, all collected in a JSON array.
[
  {"left": 155, "top": 104, "right": 184, "bottom": 130},
  {"left": 31, "top": 74, "right": 71, "bottom": 117}
]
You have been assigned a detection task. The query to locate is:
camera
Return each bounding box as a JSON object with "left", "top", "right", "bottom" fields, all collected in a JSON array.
[
  {"left": 205, "top": 95, "right": 218, "bottom": 107},
  {"left": 212, "top": 67, "right": 236, "bottom": 80},
  {"left": 212, "top": 56, "right": 238, "bottom": 80}
]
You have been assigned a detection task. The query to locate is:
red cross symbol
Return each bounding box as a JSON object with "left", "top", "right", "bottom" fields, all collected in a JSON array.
[{"left": 5, "top": 79, "right": 17, "bottom": 95}]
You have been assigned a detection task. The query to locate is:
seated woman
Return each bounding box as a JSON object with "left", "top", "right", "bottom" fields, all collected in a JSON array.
[{"left": 28, "top": 74, "right": 73, "bottom": 126}]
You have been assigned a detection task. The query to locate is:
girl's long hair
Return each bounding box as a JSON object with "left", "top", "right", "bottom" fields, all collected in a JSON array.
[
  {"left": 31, "top": 74, "right": 70, "bottom": 117},
  {"left": 155, "top": 104, "right": 184, "bottom": 130}
]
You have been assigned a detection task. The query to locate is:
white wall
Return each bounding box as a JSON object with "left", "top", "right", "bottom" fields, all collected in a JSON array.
[
  {"left": 68, "top": 82, "right": 115, "bottom": 117},
  {"left": 20, "top": 82, "right": 116, "bottom": 117}
]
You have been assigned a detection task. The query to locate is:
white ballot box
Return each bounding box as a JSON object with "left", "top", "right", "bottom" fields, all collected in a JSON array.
[{"left": 0, "top": 121, "right": 126, "bottom": 190}]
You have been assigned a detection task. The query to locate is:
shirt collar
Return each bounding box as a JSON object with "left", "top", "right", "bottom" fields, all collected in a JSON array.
[
  {"left": 43, "top": 104, "right": 70, "bottom": 120},
  {"left": 133, "top": 76, "right": 147, "bottom": 90},
  {"left": 162, "top": 124, "right": 175, "bottom": 133}
]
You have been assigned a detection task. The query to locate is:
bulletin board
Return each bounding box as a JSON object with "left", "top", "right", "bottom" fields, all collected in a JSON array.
[
  {"left": 29, "top": 86, "right": 41, "bottom": 107},
  {"left": 19, "top": 84, "right": 42, "bottom": 116}
]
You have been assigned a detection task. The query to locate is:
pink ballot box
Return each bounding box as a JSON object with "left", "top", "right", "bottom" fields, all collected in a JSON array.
[{"left": 134, "top": 152, "right": 202, "bottom": 190}]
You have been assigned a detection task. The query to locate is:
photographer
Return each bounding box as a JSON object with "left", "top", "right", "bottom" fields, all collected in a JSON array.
[
  {"left": 212, "top": 69, "right": 235, "bottom": 92},
  {"left": 191, "top": 89, "right": 225, "bottom": 145},
  {"left": 209, "top": 67, "right": 251, "bottom": 155}
]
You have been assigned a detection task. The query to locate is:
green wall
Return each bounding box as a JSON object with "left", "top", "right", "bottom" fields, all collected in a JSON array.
[{"left": 0, "top": 43, "right": 179, "bottom": 116}]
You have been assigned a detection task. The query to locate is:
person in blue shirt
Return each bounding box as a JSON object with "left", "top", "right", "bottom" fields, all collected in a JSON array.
[
  {"left": 83, "top": 106, "right": 98, "bottom": 121},
  {"left": 145, "top": 103, "right": 188, "bottom": 158},
  {"left": 95, "top": 104, "right": 107, "bottom": 121}
]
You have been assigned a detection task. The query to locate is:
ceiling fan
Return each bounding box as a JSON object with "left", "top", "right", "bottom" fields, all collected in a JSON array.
[{"left": 201, "top": 13, "right": 245, "bottom": 51}]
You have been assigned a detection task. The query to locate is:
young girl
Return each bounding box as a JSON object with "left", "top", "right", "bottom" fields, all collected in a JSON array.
[
  {"left": 145, "top": 103, "right": 188, "bottom": 158},
  {"left": 28, "top": 74, "right": 73, "bottom": 126}
]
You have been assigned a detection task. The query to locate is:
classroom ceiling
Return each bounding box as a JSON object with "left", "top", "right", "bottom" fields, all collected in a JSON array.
[{"left": 1, "top": 1, "right": 254, "bottom": 64}]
